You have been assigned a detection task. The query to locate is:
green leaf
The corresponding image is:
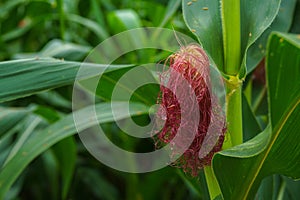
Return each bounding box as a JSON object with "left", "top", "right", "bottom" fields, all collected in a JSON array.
[
  {"left": 35, "top": 91, "right": 71, "bottom": 110},
  {"left": 0, "top": 107, "right": 30, "bottom": 167},
  {"left": 0, "top": 58, "right": 133, "bottom": 102},
  {"left": 2, "top": 115, "right": 42, "bottom": 167},
  {"left": 90, "top": 0, "right": 107, "bottom": 29},
  {"left": 213, "top": 32, "right": 300, "bottom": 199},
  {"left": 213, "top": 126, "right": 272, "bottom": 199},
  {"left": 1, "top": 3, "right": 56, "bottom": 43},
  {"left": 0, "top": 107, "right": 29, "bottom": 138},
  {"left": 52, "top": 137, "right": 76, "bottom": 200},
  {"left": 242, "top": 94, "right": 262, "bottom": 141},
  {"left": 106, "top": 9, "right": 153, "bottom": 63},
  {"left": 256, "top": 175, "right": 300, "bottom": 200},
  {"left": 14, "top": 39, "right": 92, "bottom": 61},
  {"left": 182, "top": 0, "right": 224, "bottom": 71},
  {"left": 76, "top": 167, "right": 119, "bottom": 200},
  {"left": 0, "top": 0, "right": 26, "bottom": 19},
  {"left": 283, "top": 176, "right": 300, "bottom": 199},
  {"left": 182, "top": 0, "right": 295, "bottom": 77},
  {"left": 244, "top": 0, "right": 297, "bottom": 74},
  {"left": 177, "top": 169, "right": 208, "bottom": 199},
  {"left": 158, "top": 0, "right": 181, "bottom": 28},
  {"left": 65, "top": 13, "right": 109, "bottom": 40},
  {"left": 80, "top": 66, "right": 159, "bottom": 105},
  {"left": 239, "top": 0, "right": 282, "bottom": 77},
  {"left": 268, "top": 33, "right": 300, "bottom": 126},
  {"left": 256, "top": 175, "right": 282, "bottom": 200},
  {"left": 107, "top": 9, "right": 142, "bottom": 33},
  {"left": 41, "top": 149, "right": 60, "bottom": 200},
  {"left": 0, "top": 102, "right": 150, "bottom": 199}
]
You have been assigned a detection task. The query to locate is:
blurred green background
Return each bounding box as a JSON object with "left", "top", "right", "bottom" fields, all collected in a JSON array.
[{"left": 0, "top": 0, "right": 210, "bottom": 199}]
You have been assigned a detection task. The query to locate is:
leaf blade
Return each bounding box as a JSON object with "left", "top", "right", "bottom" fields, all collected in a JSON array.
[
  {"left": 241, "top": 0, "right": 297, "bottom": 75},
  {"left": 0, "top": 58, "right": 132, "bottom": 102},
  {"left": 182, "top": 0, "right": 224, "bottom": 71},
  {"left": 0, "top": 102, "right": 149, "bottom": 199},
  {"left": 213, "top": 32, "right": 300, "bottom": 199}
]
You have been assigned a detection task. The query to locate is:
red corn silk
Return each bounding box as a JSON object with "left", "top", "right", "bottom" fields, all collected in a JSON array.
[{"left": 154, "top": 44, "right": 226, "bottom": 177}]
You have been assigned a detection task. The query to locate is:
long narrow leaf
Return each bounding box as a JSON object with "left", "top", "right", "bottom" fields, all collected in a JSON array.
[
  {"left": 0, "top": 58, "right": 133, "bottom": 102},
  {"left": 0, "top": 102, "right": 149, "bottom": 199}
]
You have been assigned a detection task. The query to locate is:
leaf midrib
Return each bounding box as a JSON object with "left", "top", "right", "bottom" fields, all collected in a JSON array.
[{"left": 243, "top": 96, "right": 300, "bottom": 199}]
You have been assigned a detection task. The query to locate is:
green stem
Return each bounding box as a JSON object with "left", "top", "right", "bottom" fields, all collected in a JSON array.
[
  {"left": 205, "top": 77, "right": 243, "bottom": 199},
  {"left": 57, "top": 0, "right": 65, "bottom": 40},
  {"left": 204, "top": 166, "right": 222, "bottom": 199},
  {"left": 204, "top": 1, "right": 243, "bottom": 199},
  {"left": 225, "top": 77, "right": 243, "bottom": 146},
  {"left": 277, "top": 178, "right": 286, "bottom": 200},
  {"left": 221, "top": 0, "right": 241, "bottom": 75}
]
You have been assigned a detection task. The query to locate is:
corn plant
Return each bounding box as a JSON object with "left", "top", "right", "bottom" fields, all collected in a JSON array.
[{"left": 0, "top": 0, "right": 300, "bottom": 199}]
